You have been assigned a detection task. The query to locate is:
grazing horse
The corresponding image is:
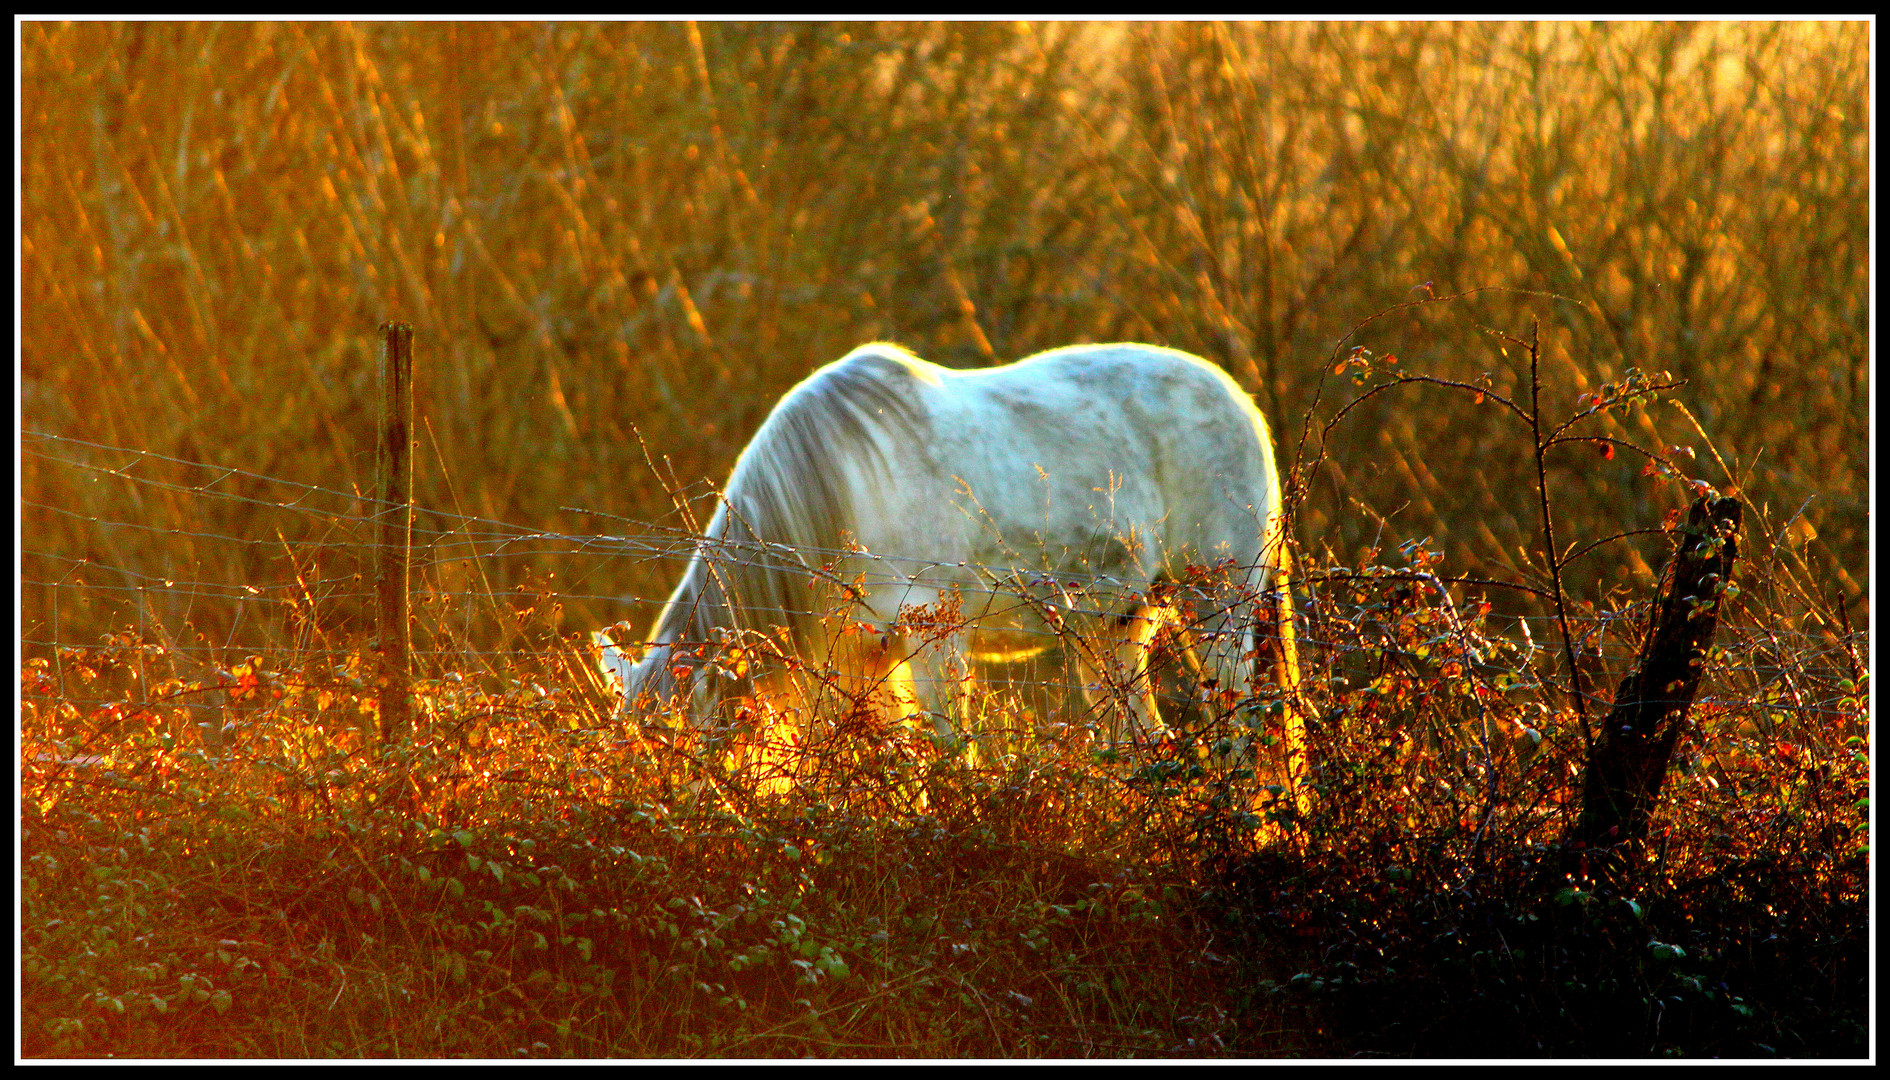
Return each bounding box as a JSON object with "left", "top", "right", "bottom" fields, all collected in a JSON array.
[{"left": 597, "top": 342, "right": 1303, "bottom": 790}]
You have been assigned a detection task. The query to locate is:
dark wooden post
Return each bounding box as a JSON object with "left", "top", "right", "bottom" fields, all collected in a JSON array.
[
  {"left": 1569, "top": 495, "right": 1741, "bottom": 870},
  {"left": 377, "top": 322, "right": 415, "bottom": 742}
]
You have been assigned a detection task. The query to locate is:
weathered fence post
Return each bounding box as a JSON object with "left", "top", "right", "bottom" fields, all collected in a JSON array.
[
  {"left": 1568, "top": 495, "right": 1741, "bottom": 874},
  {"left": 377, "top": 322, "right": 415, "bottom": 743}
]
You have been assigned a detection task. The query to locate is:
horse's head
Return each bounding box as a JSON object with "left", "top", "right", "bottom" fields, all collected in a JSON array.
[{"left": 595, "top": 627, "right": 740, "bottom": 722}]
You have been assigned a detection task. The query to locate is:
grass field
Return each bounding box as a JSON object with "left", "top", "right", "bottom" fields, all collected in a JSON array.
[{"left": 19, "top": 21, "right": 1869, "bottom": 1058}]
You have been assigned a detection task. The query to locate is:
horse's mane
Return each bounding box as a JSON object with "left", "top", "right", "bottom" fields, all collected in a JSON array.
[{"left": 650, "top": 343, "right": 937, "bottom": 653}]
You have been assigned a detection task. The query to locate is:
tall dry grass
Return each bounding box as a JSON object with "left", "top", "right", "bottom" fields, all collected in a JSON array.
[{"left": 21, "top": 21, "right": 1868, "bottom": 657}]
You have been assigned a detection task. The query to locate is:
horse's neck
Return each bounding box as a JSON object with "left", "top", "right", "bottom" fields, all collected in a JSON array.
[{"left": 652, "top": 556, "right": 713, "bottom": 648}]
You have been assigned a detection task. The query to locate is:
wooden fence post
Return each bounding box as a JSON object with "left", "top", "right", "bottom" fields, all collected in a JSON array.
[
  {"left": 1568, "top": 495, "right": 1742, "bottom": 874},
  {"left": 377, "top": 322, "right": 415, "bottom": 743}
]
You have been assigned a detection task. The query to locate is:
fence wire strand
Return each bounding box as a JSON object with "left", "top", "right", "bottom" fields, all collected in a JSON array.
[{"left": 21, "top": 429, "right": 1864, "bottom": 714}]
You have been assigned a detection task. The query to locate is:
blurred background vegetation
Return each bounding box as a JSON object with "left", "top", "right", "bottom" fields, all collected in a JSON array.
[{"left": 21, "top": 20, "right": 1869, "bottom": 656}]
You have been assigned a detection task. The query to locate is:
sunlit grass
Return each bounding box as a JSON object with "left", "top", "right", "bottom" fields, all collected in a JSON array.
[{"left": 20, "top": 531, "right": 1867, "bottom": 1056}]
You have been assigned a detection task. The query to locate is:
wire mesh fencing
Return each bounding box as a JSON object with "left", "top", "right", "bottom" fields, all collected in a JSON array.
[{"left": 21, "top": 426, "right": 1867, "bottom": 786}]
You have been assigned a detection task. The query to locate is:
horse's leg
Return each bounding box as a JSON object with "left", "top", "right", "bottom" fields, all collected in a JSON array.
[
  {"left": 896, "top": 631, "right": 972, "bottom": 744},
  {"left": 817, "top": 625, "right": 910, "bottom": 725},
  {"left": 1188, "top": 601, "right": 1255, "bottom": 709},
  {"left": 1259, "top": 553, "right": 1309, "bottom": 818},
  {"left": 1186, "top": 562, "right": 1307, "bottom": 817},
  {"left": 1070, "top": 604, "right": 1168, "bottom": 749}
]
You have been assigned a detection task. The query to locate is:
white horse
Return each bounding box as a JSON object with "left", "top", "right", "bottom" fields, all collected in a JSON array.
[{"left": 597, "top": 342, "right": 1302, "bottom": 783}]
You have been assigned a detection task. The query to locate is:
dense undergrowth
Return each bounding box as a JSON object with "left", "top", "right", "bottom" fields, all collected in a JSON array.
[
  {"left": 20, "top": 628, "right": 1311, "bottom": 1058},
  {"left": 20, "top": 537, "right": 1868, "bottom": 1057},
  {"left": 1210, "top": 538, "right": 1867, "bottom": 1058}
]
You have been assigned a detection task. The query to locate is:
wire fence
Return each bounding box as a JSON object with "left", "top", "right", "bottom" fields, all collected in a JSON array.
[{"left": 20, "top": 428, "right": 1866, "bottom": 730}]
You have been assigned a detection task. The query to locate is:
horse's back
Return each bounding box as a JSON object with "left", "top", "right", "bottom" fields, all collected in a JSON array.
[
  {"left": 753, "top": 342, "right": 1281, "bottom": 573},
  {"left": 938, "top": 345, "right": 1280, "bottom": 567},
  {"left": 805, "top": 341, "right": 1262, "bottom": 436},
  {"left": 977, "top": 342, "right": 1250, "bottom": 405}
]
